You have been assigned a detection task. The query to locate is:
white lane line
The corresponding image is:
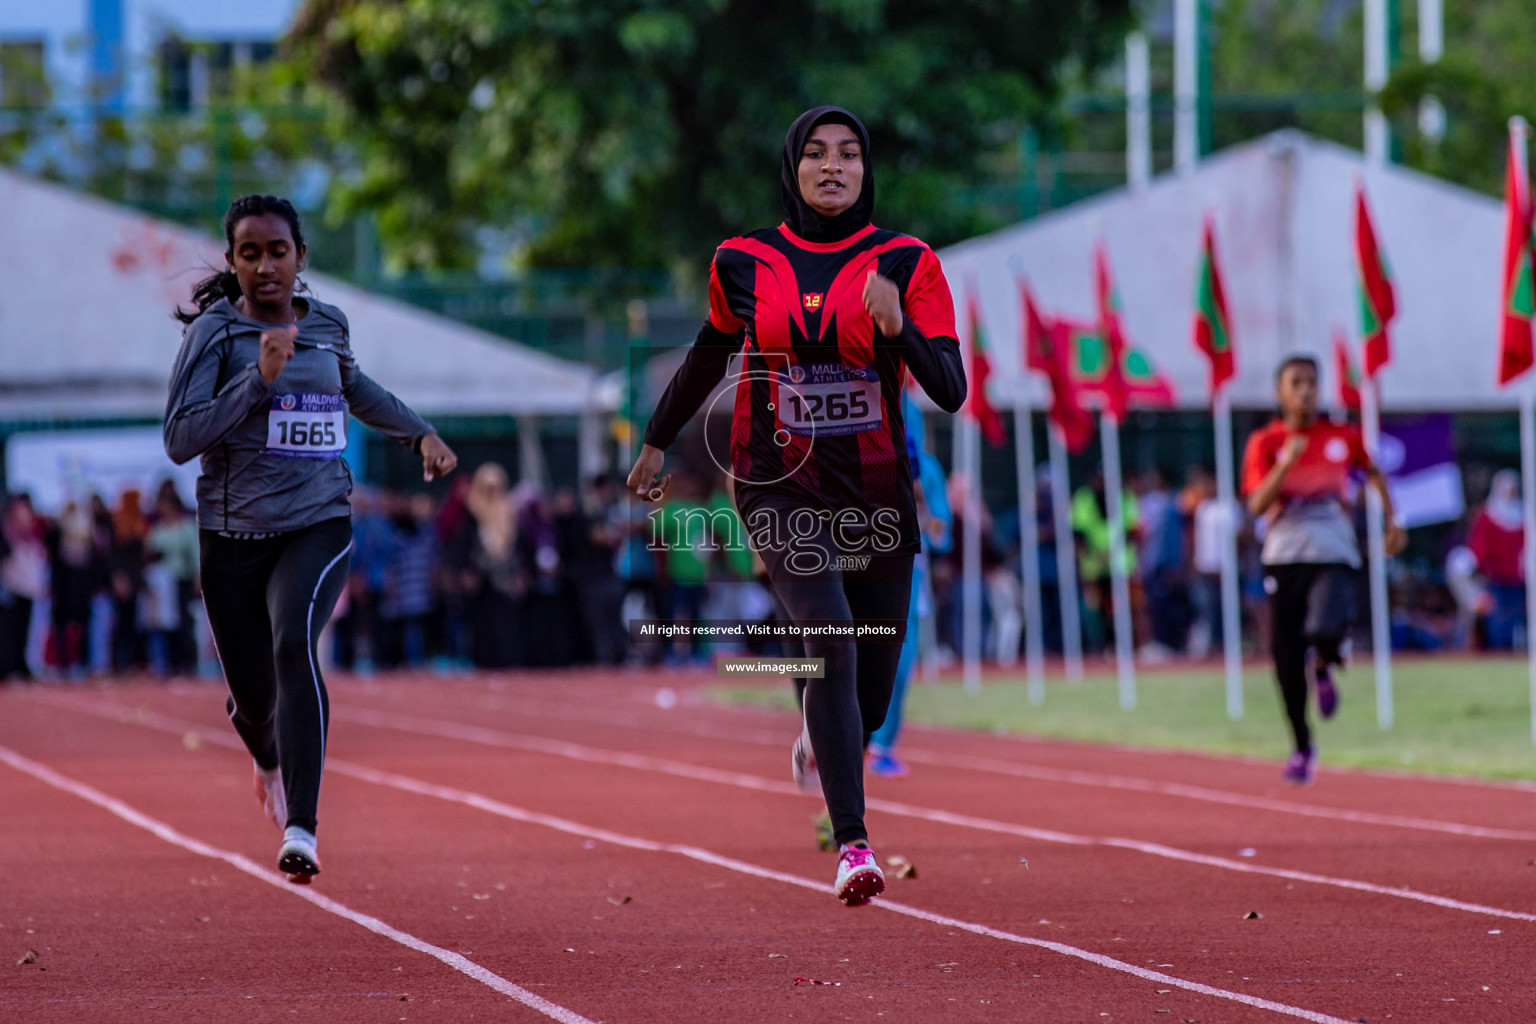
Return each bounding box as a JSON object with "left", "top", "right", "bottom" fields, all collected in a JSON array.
[
  {"left": 410, "top": 691, "right": 1536, "bottom": 842},
  {"left": 48, "top": 693, "right": 1536, "bottom": 925},
  {"left": 22, "top": 703, "right": 1361, "bottom": 1024},
  {"left": 0, "top": 743, "right": 597, "bottom": 1024}
]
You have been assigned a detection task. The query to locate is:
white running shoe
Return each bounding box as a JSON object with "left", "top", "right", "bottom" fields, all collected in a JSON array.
[
  {"left": 252, "top": 762, "right": 285, "bottom": 830},
  {"left": 835, "top": 844, "right": 885, "bottom": 906},
  {"left": 791, "top": 725, "right": 819, "bottom": 791},
  {"left": 278, "top": 826, "right": 321, "bottom": 884}
]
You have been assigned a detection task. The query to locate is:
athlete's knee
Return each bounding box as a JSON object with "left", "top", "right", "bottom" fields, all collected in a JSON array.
[
  {"left": 226, "top": 692, "right": 275, "bottom": 729},
  {"left": 271, "top": 617, "right": 315, "bottom": 676}
]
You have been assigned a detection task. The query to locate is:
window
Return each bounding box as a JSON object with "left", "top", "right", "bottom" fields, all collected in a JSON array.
[
  {"left": 158, "top": 36, "right": 278, "bottom": 112},
  {"left": 0, "top": 39, "right": 48, "bottom": 108}
]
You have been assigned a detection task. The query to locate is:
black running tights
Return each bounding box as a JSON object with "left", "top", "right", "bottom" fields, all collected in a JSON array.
[
  {"left": 200, "top": 517, "right": 353, "bottom": 834},
  {"left": 1267, "top": 563, "right": 1355, "bottom": 756},
  {"left": 760, "top": 538, "right": 912, "bottom": 847}
]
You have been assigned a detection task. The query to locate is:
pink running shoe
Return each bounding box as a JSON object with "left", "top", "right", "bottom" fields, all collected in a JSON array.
[
  {"left": 252, "top": 762, "right": 286, "bottom": 829},
  {"left": 835, "top": 845, "right": 885, "bottom": 906}
]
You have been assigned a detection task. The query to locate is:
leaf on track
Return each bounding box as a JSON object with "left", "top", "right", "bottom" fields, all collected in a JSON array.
[
  {"left": 607, "top": 896, "right": 632, "bottom": 906},
  {"left": 885, "top": 855, "right": 917, "bottom": 879},
  {"left": 17, "top": 950, "right": 39, "bottom": 966},
  {"left": 793, "top": 977, "right": 840, "bottom": 986},
  {"left": 1244, "top": 911, "right": 1262, "bottom": 920}
]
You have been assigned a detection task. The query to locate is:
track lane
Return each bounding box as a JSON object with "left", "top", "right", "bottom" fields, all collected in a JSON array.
[{"left": 47, "top": 683, "right": 1536, "bottom": 1022}]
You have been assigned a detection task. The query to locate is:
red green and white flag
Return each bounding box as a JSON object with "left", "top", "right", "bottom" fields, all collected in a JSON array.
[
  {"left": 964, "top": 288, "right": 1007, "bottom": 447},
  {"left": 1354, "top": 183, "right": 1396, "bottom": 378},
  {"left": 1093, "top": 242, "right": 1131, "bottom": 420},
  {"left": 1334, "top": 329, "right": 1362, "bottom": 412},
  {"left": 1020, "top": 280, "right": 1094, "bottom": 453},
  {"left": 1062, "top": 321, "right": 1177, "bottom": 411},
  {"left": 1499, "top": 123, "right": 1535, "bottom": 385},
  {"left": 1193, "top": 216, "right": 1236, "bottom": 395}
]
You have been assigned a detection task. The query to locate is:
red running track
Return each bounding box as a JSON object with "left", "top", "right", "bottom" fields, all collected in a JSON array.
[{"left": 1, "top": 669, "right": 1533, "bottom": 1023}]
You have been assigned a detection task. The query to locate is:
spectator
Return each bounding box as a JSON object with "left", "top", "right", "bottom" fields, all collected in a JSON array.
[
  {"left": 148, "top": 488, "right": 199, "bottom": 675},
  {"left": 1071, "top": 470, "right": 1140, "bottom": 654},
  {"left": 1468, "top": 469, "right": 1526, "bottom": 649},
  {"left": 1185, "top": 467, "right": 1239, "bottom": 659},
  {"left": 1135, "top": 469, "right": 1188, "bottom": 660},
  {"left": 434, "top": 474, "right": 475, "bottom": 666},
  {"left": 518, "top": 486, "right": 579, "bottom": 667},
  {"left": 377, "top": 493, "right": 437, "bottom": 669},
  {"left": 0, "top": 497, "right": 47, "bottom": 680},
  {"left": 108, "top": 489, "right": 148, "bottom": 672},
  {"left": 461, "top": 463, "right": 527, "bottom": 668},
  {"left": 47, "top": 501, "right": 102, "bottom": 676}
]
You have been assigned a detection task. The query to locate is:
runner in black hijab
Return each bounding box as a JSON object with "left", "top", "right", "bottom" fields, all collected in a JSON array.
[
  {"left": 780, "top": 105, "right": 875, "bottom": 243},
  {"left": 629, "top": 105, "right": 965, "bottom": 906}
]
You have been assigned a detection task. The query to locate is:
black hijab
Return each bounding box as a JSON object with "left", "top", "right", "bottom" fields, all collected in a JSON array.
[{"left": 780, "top": 105, "right": 874, "bottom": 243}]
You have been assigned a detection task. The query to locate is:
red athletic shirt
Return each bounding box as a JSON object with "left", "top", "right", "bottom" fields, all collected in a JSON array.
[
  {"left": 1241, "top": 418, "right": 1368, "bottom": 501},
  {"left": 643, "top": 223, "right": 965, "bottom": 555},
  {"left": 1241, "top": 417, "right": 1370, "bottom": 566}
]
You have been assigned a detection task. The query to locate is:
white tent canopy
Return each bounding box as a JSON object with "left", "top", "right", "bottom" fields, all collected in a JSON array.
[
  {"left": 940, "top": 130, "right": 1507, "bottom": 411},
  {"left": 0, "top": 169, "right": 604, "bottom": 422}
]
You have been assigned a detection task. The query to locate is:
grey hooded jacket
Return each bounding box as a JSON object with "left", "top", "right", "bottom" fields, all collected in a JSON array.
[{"left": 164, "top": 295, "right": 433, "bottom": 533}]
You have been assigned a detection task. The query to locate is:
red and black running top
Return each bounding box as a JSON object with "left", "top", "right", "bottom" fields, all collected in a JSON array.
[{"left": 642, "top": 221, "right": 966, "bottom": 555}]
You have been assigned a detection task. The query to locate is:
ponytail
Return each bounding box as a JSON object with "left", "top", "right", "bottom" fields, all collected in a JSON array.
[
  {"left": 174, "top": 269, "right": 243, "bottom": 325},
  {"left": 172, "top": 193, "right": 307, "bottom": 326}
]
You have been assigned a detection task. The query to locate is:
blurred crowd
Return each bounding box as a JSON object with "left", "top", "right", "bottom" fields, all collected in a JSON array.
[
  {"left": 1, "top": 459, "right": 1530, "bottom": 683},
  {"left": 1, "top": 482, "right": 199, "bottom": 681}
]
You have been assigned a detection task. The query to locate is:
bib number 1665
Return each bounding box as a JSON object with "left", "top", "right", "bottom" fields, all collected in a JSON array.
[{"left": 275, "top": 420, "right": 338, "bottom": 447}]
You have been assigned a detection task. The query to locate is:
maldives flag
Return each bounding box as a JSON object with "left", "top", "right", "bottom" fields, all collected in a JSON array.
[
  {"left": 1093, "top": 242, "right": 1131, "bottom": 420},
  {"left": 1354, "top": 183, "right": 1396, "bottom": 378},
  {"left": 964, "top": 290, "right": 1007, "bottom": 447},
  {"left": 1499, "top": 125, "right": 1535, "bottom": 385},
  {"left": 1193, "top": 217, "right": 1236, "bottom": 394},
  {"left": 1020, "top": 281, "right": 1094, "bottom": 453},
  {"left": 1334, "top": 330, "right": 1362, "bottom": 412}
]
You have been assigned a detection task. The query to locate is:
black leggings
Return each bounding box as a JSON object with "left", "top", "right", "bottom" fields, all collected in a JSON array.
[
  {"left": 1267, "top": 563, "right": 1356, "bottom": 755},
  {"left": 747, "top": 499, "right": 913, "bottom": 848},
  {"left": 200, "top": 517, "right": 353, "bottom": 834}
]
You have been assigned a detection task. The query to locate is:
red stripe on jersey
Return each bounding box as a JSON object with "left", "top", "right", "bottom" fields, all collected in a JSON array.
[
  {"left": 721, "top": 237, "right": 809, "bottom": 352},
  {"left": 903, "top": 246, "right": 957, "bottom": 341},
  {"left": 776, "top": 223, "right": 878, "bottom": 252}
]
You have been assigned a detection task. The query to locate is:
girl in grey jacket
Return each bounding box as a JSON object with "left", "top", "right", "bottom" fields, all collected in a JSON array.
[{"left": 164, "top": 194, "right": 457, "bottom": 882}]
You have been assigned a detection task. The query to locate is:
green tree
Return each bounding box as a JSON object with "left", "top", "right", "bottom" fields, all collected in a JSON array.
[{"left": 287, "top": 0, "right": 1132, "bottom": 275}]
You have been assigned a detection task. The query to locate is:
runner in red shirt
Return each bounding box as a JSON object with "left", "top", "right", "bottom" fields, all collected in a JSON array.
[
  {"left": 627, "top": 106, "right": 965, "bottom": 904},
  {"left": 1242, "top": 355, "right": 1404, "bottom": 784}
]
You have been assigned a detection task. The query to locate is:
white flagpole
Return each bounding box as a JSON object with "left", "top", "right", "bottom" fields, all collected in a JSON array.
[
  {"left": 1359, "top": 378, "right": 1393, "bottom": 729},
  {"left": 1101, "top": 410, "right": 1137, "bottom": 710},
  {"left": 1014, "top": 398, "right": 1046, "bottom": 704},
  {"left": 1213, "top": 388, "right": 1244, "bottom": 719},
  {"left": 962, "top": 413, "right": 983, "bottom": 695},
  {"left": 1048, "top": 426, "right": 1084, "bottom": 682},
  {"left": 1511, "top": 116, "right": 1536, "bottom": 745},
  {"left": 1521, "top": 385, "right": 1536, "bottom": 745}
]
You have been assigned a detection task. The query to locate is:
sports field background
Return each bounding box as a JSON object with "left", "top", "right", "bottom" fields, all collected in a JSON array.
[{"left": 718, "top": 656, "right": 1536, "bottom": 780}]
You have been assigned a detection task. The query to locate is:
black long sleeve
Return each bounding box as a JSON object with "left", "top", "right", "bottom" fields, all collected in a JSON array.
[
  {"left": 641, "top": 321, "right": 742, "bottom": 451},
  {"left": 899, "top": 318, "right": 966, "bottom": 414}
]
